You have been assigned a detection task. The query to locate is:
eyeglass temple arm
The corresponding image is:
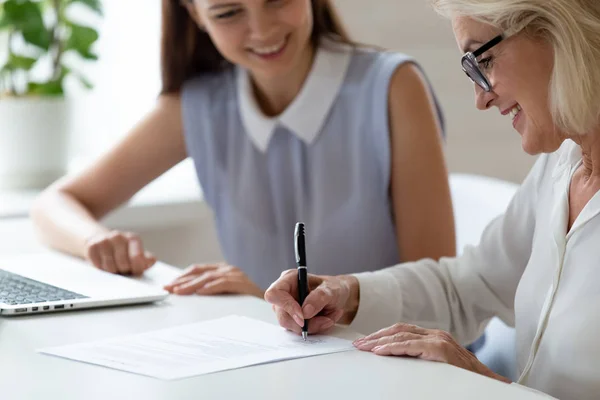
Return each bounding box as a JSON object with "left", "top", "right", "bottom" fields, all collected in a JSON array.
[{"left": 472, "top": 34, "right": 505, "bottom": 57}]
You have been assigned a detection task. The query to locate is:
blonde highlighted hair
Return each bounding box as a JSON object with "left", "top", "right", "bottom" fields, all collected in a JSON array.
[{"left": 432, "top": 0, "right": 600, "bottom": 135}]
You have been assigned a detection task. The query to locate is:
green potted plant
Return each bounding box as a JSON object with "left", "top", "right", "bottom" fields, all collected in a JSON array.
[{"left": 0, "top": 0, "right": 102, "bottom": 190}]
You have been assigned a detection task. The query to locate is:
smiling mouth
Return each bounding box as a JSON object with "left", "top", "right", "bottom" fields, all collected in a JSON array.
[
  {"left": 508, "top": 104, "right": 522, "bottom": 120},
  {"left": 248, "top": 37, "right": 287, "bottom": 56}
]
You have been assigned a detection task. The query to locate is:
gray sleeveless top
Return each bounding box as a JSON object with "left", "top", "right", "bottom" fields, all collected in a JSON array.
[{"left": 181, "top": 42, "right": 444, "bottom": 289}]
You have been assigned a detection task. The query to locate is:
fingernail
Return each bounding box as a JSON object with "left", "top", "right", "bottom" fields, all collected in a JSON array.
[
  {"left": 353, "top": 337, "right": 365, "bottom": 344},
  {"left": 303, "top": 305, "right": 315, "bottom": 317},
  {"left": 294, "top": 315, "right": 304, "bottom": 326},
  {"left": 372, "top": 346, "right": 381, "bottom": 352}
]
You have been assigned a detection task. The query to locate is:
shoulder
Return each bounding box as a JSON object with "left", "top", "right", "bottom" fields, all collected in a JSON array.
[
  {"left": 351, "top": 45, "right": 414, "bottom": 67},
  {"left": 344, "top": 48, "right": 435, "bottom": 113},
  {"left": 345, "top": 46, "right": 415, "bottom": 83},
  {"left": 388, "top": 62, "right": 430, "bottom": 101},
  {"left": 335, "top": 47, "right": 421, "bottom": 107},
  {"left": 386, "top": 60, "right": 438, "bottom": 128}
]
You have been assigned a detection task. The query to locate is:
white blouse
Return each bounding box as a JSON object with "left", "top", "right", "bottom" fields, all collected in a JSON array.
[{"left": 350, "top": 140, "right": 600, "bottom": 400}]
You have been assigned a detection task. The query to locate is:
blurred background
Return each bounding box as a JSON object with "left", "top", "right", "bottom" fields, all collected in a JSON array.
[
  {"left": 0, "top": 0, "right": 533, "bottom": 267},
  {"left": 74, "top": 0, "right": 537, "bottom": 182},
  {"left": 1, "top": 0, "right": 537, "bottom": 183}
]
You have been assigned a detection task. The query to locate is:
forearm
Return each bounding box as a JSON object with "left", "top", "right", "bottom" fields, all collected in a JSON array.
[
  {"left": 30, "top": 190, "right": 110, "bottom": 258},
  {"left": 346, "top": 255, "right": 512, "bottom": 342}
]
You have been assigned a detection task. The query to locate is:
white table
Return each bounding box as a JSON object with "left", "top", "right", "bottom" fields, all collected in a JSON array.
[{"left": 0, "top": 261, "right": 549, "bottom": 400}]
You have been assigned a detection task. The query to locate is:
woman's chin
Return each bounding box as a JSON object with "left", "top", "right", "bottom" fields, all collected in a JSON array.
[
  {"left": 521, "top": 134, "right": 562, "bottom": 155},
  {"left": 521, "top": 135, "right": 542, "bottom": 156}
]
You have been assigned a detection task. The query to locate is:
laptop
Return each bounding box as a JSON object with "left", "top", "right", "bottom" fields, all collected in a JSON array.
[{"left": 0, "top": 253, "right": 169, "bottom": 316}]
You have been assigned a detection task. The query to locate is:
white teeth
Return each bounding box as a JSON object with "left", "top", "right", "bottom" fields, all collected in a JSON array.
[
  {"left": 252, "top": 40, "right": 285, "bottom": 55},
  {"left": 508, "top": 104, "right": 522, "bottom": 119}
]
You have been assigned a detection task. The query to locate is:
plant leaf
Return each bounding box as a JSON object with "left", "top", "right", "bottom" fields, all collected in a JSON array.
[
  {"left": 8, "top": 54, "right": 37, "bottom": 70},
  {"left": 0, "top": 12, "right": 10, "bottom": 30},
  {"left": 26, "top": 65, "right": 69, "bottom": 96},
  {"left": 80, "top": 51, "right": 98, "bottom": 61},
  {"left": 0, "top": 62, "right": 13, "bottom": 94},
  {"left": 22, "top": 27, "right": 52, "bottom": 50},
  {"left": 27, "top": 80, "right": 64, "bottom": 96},
  {"left": 59, "top": 64, "right": 71, "bottom": 79},
  {"left": 67, "top": 0, "right": 103, "bottom": 16},
  {"left": 76, "top": 73, "right": 93, "bottom": 89},
  {"left": 65, "top": 23, "right": 99, "bottom": 59},
  {"left": 0, "top": 62, "right": 13, "bottom": 74},
  {"left": 2, "top": 0, "right": 51, "bottom": 50},
  {"left": 60, "top": 61, "right": 93, "bottom": 90}
]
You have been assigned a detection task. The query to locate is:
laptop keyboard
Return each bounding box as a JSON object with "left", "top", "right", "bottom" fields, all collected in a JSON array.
[{"left": 0, "top": 269, "right": 88, "bottom": 306}]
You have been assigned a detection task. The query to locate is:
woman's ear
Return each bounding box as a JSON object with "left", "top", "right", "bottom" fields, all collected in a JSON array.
[{"left": 180, "top": 0, "right": 205, "bottom": 29}]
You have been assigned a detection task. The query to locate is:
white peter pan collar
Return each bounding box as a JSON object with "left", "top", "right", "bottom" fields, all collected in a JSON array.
[{"left": 237, "top": 39, "right": 353, "bottom": 152}]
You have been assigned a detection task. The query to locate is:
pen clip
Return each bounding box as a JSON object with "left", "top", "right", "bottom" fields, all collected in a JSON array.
[{"left": 294, "top": 222, "right": 305, "bottom": 266}]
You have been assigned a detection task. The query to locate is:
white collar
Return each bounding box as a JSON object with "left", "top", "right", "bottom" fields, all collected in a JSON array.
[
  {"left": 237, "top": 40, "right": 353, "bottom": 152},
  {"left": 551, "top": 139, "right": 582, "bottom": 180}
]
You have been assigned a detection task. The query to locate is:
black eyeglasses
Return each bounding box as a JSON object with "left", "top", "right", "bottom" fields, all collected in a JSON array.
[{"left": 461, "top": 34, "right": 505, "bottom": 92}]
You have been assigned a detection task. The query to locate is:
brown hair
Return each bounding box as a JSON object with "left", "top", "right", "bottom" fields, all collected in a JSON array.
[{"left": 160, "top": 0, "right": 351, "bottom": 94}]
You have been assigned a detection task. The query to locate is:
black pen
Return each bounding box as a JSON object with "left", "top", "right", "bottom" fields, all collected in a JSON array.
[{"left": 294, "top": 222, "right": 309, "bottom": 341}]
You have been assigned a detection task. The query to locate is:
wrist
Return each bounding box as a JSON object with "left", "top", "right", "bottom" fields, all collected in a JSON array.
[
  {"left": 339, "top": 275, "right": 360, "bottom": 325},
  {"left": 83, "top": 227, "right": 111, "bottom": 245},
  {"left": 82, "top": 227, "right": 111, "bottom": 254}
]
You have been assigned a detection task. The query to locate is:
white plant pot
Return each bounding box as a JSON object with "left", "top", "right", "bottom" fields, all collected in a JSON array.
[{"left": 0, "top": 97, "right": 71, "bottom": 190}]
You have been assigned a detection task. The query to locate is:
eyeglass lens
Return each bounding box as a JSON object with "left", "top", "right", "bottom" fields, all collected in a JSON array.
[{"left": 462, "top": 56, "right": 490, "bottom": 91}]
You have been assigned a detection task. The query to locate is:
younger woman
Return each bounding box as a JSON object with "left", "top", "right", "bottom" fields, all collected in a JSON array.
[{"left": 31, "top": 0, "right": 455, "bottom": 298}]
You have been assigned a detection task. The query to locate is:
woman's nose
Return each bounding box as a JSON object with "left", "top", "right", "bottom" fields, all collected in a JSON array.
[
  {"left": 249, "top": 11, "right": 276, "bottom": 40},
  {"left": 475, "top": 83, "right": 497, "bottom": 111}
]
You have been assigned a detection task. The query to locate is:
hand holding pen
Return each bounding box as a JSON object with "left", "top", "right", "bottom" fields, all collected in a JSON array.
[{"left": 265, "top": 223, "right": 359, "bottom": 335}]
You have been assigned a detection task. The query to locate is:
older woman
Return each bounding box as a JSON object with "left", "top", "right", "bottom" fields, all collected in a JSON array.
[{"left": 265, "top": 1, "right": 600, "bottom": 399}]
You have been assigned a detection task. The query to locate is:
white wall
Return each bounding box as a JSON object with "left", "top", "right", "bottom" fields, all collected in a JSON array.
[{"left": 67, "top": 0, "right": 163, "bottom": 165}]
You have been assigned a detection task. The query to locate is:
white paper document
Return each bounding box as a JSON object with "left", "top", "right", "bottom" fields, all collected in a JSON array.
[{"left": 38, "top": 315, "right": 355, "bottom": 380}]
